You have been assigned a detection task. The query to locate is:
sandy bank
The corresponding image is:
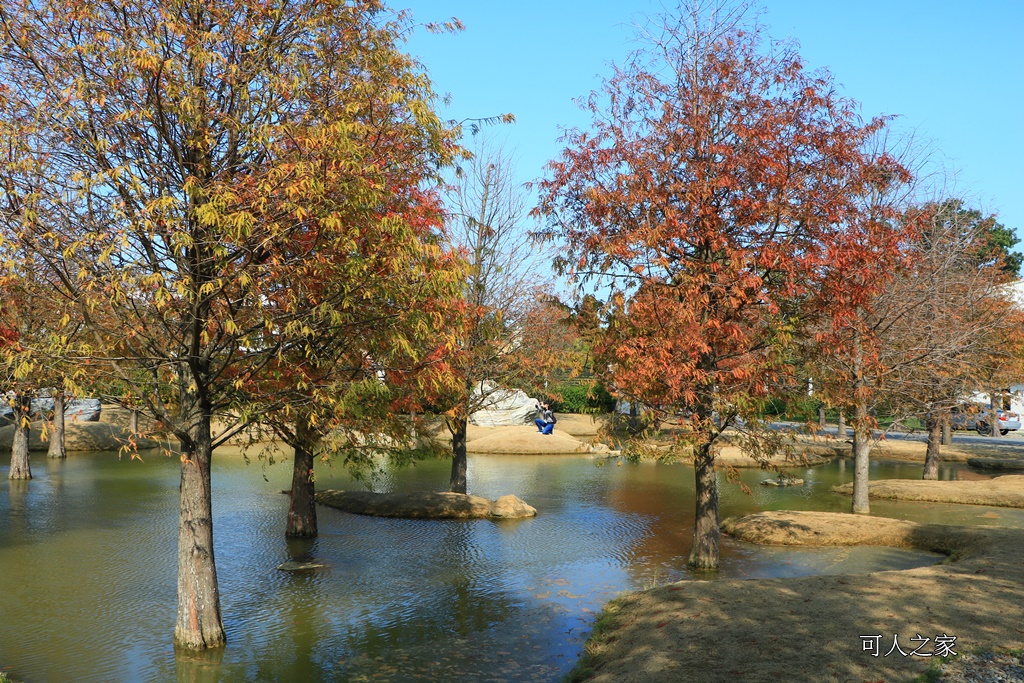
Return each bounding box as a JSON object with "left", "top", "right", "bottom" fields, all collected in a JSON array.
[
  {"left": 464, "top": 425, "right": 610, "bottom": 455},
  {"left": 830, "top": 474, "right": 1024, "bottom": 508},
  {"left": 570, "top": 510, "right": 1024, "bottom": 683}
]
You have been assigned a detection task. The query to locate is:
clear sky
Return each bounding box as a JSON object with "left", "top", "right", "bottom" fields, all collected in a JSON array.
[{"left": 404, "top": 0, "right": 1023, "bottom": 245}]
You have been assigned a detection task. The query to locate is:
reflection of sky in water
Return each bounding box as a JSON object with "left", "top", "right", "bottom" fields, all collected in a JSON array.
[{"left": 1, "top": 452, "right": 1022, "bottom": 682}]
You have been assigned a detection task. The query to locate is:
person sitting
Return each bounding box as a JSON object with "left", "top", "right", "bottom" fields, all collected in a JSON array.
[{"left": 535, "top": 402, "right": 556, "bottom": 435}]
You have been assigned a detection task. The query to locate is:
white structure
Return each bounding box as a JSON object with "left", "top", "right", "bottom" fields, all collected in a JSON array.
[{"left": 468, "top": 381, "right": 539, "bottom": 427}]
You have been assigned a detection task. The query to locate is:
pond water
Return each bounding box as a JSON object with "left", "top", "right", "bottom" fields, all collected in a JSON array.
[{"left": 2, "top": 450, "right": 1023, "bottom": 683}]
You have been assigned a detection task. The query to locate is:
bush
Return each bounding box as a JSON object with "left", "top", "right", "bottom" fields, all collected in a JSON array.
[{"left": 550, "top": 383, "right": 616, "bottom": 414}]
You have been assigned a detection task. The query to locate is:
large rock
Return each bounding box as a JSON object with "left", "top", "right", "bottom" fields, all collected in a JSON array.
[
  {"left": 490, "top": 494, "right": 535, "bottom": 518},
  {"left": 315, "top": 490, "right": 537, "bottom": 519},
  {"left": 468, "top": 381, "right": 538, "bottom": 427}
]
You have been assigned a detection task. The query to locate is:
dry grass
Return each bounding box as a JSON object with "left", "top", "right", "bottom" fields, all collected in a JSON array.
[
  {"left": 831, "top": 475, "right": 1024, "bottom": 509},
  {"left": 570, "top": 511, "right": 1024, "bottom": 683}
]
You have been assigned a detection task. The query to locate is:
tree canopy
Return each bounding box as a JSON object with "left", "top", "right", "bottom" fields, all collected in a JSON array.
[
  {"left": 0, "top": 0, "right": 459, "bottom": 649},
  {"left": 538, "top": 1, "right": 912, "bottom": 568}
]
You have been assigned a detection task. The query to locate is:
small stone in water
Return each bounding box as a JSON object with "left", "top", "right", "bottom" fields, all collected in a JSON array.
[{"left": 277, "top": 560, "right": 326, "bottom": 572}]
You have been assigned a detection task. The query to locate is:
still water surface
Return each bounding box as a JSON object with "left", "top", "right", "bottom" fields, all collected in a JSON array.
[{"left": 2, "top": 451, "right": 1023, "bottom": 682}]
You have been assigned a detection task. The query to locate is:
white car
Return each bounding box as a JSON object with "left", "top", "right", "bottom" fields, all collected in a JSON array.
[{"left": 949, "top": 403, "right": 1021, "bottom": 436}]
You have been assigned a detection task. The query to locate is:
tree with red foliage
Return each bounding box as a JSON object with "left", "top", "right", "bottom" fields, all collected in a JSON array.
[
  {"left": 244, "top": 173, "right": 463, "bottom": 539},
  {"left": 538, "top": 1, "right": 908, "bottom": 569}
]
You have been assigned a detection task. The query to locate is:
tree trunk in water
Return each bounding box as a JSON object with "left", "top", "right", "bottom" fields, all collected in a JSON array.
[
  {"left": 688, "top": 442, "right": 720, "bottom": 570},
  {"left": 286, "top": 418, "right": 317, "bottom": 538},
  {"left": 837, "top": 413, "right": 847, "bottom": 440},
  {"left": 851, "top": 400, "right": 871, "bottom": 514},
  {"left": 449, "top": 416, "right": 468, "bottom": 494},
  {"left": 48, "top": 392, "right": 67, "bottom": 459},
  {"left": 130, "top": 409, "right": 139, "bottom": 437},
  {"left": 922, "top": 416, "right": 942, "bottom": 480},
  {"left": 9, "top": 393, "right": 32, "bottom": 480},
  {"left": 940, "top": 417, "right": 951, "bottom": 446},
  {"left": 174, "top": 410, "right": 225, "bottom": 650}
]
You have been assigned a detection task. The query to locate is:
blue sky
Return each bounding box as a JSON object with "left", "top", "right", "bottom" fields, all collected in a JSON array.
[{"left": 404, "top": 0, "right": 1023, "bottom": 246}]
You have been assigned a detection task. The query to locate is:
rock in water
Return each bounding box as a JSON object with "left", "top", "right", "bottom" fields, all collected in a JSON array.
[
  {"left": 490, "top": 494, "right": 537, "bottom": 519},
  {"left": 760, "top": 476, "right": 805, "bottom": 487},
  {"left": 277, "top": 560, "right": 326, "bottom": 572},
  {"left": 315, "top": 490, "right": 538, "bottom": 519}
]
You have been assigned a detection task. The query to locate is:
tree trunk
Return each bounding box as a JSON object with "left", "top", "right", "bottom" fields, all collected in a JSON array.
[
  {"left": 130, "top": 409, "right": 139, "bottom": 437},
  {"left": 818, "top": 404, "right": 826, "bottom": 429},
  {"left": 174, "top": 394, "right": 225, "bottom": 650},
  {"left": 688, "top": 441, "right": 720, "bottom": 570},
  {"left": 922, "top": 415, "right": 942, "bottom": 480},
  {"left": 9, "top": 393, "right": 32, "bottom": 480},
  {"left": 286, "top": 418, "right": 317, "bottom": 538},
  {"left": 48, "top": 392, "right": 67, "bottom": 459},
  {"left": 449, "top": 415, "right": 468, "bottom": 494},
  {"left": 837, "top": 412, "right": 847, "bottom": 439},
  {"left": 851, "top": 400, "right": 871, "bottom": 514},
  {"left": 988, "top": 395, "right": 1002, "bottom": 438},
  {"left": 941, "top": 416, "right": 952, "bottom": 446}
]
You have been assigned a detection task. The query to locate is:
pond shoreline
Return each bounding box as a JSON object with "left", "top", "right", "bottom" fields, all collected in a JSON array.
[{"left": 569, "top": 511, "right": 1024, "bottom": 683}]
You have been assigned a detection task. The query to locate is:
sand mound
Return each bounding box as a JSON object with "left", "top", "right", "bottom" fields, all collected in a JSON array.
[
  {"left": 465, "top": 425, "right": 603, "bottom": 454},
  {"left": 552, "top": 413, "right": 608, "bottom": 437},
  {"left": 967, "top": 456, "right": 1024, "bottom": 472},
  {"left": 315, "top": 490, "right": 536, "bottom": 519},
  {"left": 830, "top": 474, "right": 1024, "bottom": 508},
  {"left": 722, "top": 510, "right": 986, "bottom": 556},
  {"left": 570, "top": 511, "right": 1024, "bottom": 683},
  {"left": 715, "top": 445, "right": 835, "bottom": 468}
]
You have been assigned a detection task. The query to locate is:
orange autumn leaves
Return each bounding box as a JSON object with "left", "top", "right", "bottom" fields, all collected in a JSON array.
[{"left": 538, "top": 13, "right": 900, "bottom": 430}]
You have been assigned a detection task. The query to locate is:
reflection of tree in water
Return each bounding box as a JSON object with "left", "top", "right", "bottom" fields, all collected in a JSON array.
[
  {"left": 604, "top": 461, "right": 696, "bottom": 571},
  {"left": 327, "top": 521, "right": 567, "bottom": 682},
  {"left": 4, "top": 478, "right": 30, "bottom": 538},
  {"left": 174, "top": 646, "right": 224, "bottom": 683},
  {"left": 171, "top": 518, "right": 570, "bottom": 682},
  {"left": 206, "top": 538, "right": 335, "bottom": 683},
  {"left": 603, "top": 462, "right": 776, "bottom": 582},
  {"left": 335, "top": 521, "right": 522, "bottom": 680}
]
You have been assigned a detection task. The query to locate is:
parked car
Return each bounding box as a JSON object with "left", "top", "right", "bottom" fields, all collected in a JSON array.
[{"left": 949, "top": 402, "right": 1021, "bottom": 436}]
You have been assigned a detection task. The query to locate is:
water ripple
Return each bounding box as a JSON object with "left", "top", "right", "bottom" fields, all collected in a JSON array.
[{"left": 2, "top": 453, "right": 1018, "bottom": 683}]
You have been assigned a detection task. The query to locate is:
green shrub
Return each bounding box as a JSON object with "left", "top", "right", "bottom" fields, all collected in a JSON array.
[{"left": 550, "top": 383, "right": 616, "bottom": 414}]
